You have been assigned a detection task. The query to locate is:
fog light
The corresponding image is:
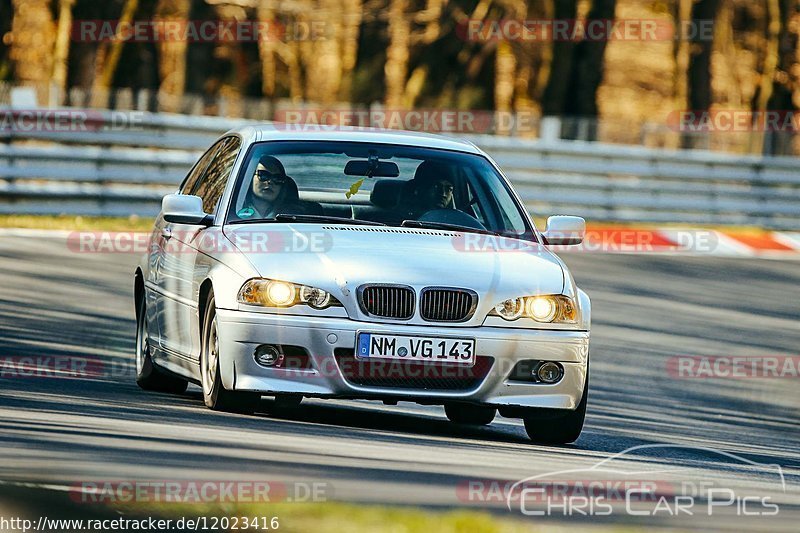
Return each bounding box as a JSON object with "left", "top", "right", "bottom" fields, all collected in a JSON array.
[
  {"left": 255, "top": 344, "right": 283, "bottom": 367},
  {"left": 535, "top": 362, "right": 563, "bottom": 383}
]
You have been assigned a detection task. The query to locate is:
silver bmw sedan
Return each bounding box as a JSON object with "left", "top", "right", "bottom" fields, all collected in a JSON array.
[{"left": 134, "top": 126, "right": 590, "bottom": 444}]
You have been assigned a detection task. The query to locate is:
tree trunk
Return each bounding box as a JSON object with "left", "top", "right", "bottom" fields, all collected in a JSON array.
[
  {"left": 338, "top": 0, "right": 363, "bottom": 102},
  {"left": 563, "top": 0, "right": 617, "bottom": 140},
  {"left": 52, "top": 0, "right": 75, "bottom": 105},
  {"left": 157, "top": 0, "right": 190, "bottom": 112},
  {"left": 683, "top": 0, "right": 720, "bottom": 149},
  {"left": 8, "top": 0, "right": 56, "bottom": 97},
  {"left": 303, "top": 0, "right": 343, "bottom": 104},
  {"left": 256, "top": 0, "right": 276, "bottom": 99},
  {"left": 541, "top": 0, "right": 577, "bottom": 116},
  {"left": 385, "top": 0, "right": 410, "bottom": 108},
  {"left": 764, "top": 0, "right": 799, "bottom": 155},
  {"left": 494, "top": 39, "right": 516, "bottom": 115}
]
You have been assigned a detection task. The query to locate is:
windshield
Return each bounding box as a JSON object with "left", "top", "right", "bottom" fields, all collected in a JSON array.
[{"left": 225, "top": 141, "right": 533, "bottom": 238}]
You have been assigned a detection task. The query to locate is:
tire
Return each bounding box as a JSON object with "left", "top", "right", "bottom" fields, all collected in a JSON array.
[
  {"left": 264, "top": 394, "right": 303, "bottom": 414},
  {"left": 523, "top": 374, "right": 588, "bottom": 445},
  {"left": 444, "top": 403, "right": 496, "bottom": 426},
  {"left": 201, "top": 294, "right": 261, "bottom": 414},
  {"left": 274, "top": 394, "right": 303, "bottom": 408},
  {"left": 135, "top": 297, "right": 188, "bottom": 394}
]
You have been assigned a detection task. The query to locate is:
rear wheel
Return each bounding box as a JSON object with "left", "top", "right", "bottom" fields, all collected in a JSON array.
[
  {"left": 444, "top": 403, "right": 496, "bottom": 426},
  {"left": 523, "top": 376, "right": 588, "bottom": 445},
  {"left": 135, "top": 297, "right": 188, "bottom": 394},
  {"left": 201, "top": 294, "right": 261, "bottom": 414}
]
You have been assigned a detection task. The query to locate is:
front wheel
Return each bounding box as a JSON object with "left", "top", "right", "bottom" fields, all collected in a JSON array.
[
  {"left": 201, "top": 294, "right": 261, "bottom": 414},
  {"left": 523, "top": 376, "right": 588, "bottom": 445},
  {"left": 135, "top": 297, "right": 188, "bottom": 394}
]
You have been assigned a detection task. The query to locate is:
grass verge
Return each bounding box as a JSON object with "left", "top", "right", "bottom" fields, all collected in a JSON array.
[
  {"left": 0, "top": 215, "right": 154, "bottom": 231},
  {"left": 113, "top": 501, "right": 625, "bottom": 533}
]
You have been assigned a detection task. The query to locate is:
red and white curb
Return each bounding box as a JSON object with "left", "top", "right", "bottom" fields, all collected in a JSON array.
[{"left": 558, "top": 227, "right": 800, "bottom": 258}]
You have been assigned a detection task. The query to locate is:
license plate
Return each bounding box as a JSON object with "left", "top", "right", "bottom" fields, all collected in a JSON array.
[{"left": 357, "top": 333, "right": 476, "bottom": 366}]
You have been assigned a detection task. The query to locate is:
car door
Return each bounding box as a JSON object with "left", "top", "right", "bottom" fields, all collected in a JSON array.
[
  {"left": 153, "top": 138, "right": 224, "bottom": 356},
  {"left": 157, "top": 136, "right": 241, "bottom": 361}
]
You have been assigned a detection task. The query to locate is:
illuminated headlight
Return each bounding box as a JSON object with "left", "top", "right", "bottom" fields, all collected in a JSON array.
[
  {"left": 238, "top": 279, "right": 340, "bottom": 309},
  {"left": 527, "top": 296, "right": 558, "bottom": 323},
  {"left": 492, "top": 295, "right": 577, "bottom": 323}
]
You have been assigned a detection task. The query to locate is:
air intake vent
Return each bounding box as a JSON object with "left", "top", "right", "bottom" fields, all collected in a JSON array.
[
  {"left": 420, "top": 287, "right": 478, "bottom": 322},
  {"left": 335, "top": 350, "right": 493, "bottom": 391},
  {"left": 322, "top": 226, "right": 452, "bottom": 236},
  {"left": 358, "top": 284, "right": 415, "bottom": 320}
]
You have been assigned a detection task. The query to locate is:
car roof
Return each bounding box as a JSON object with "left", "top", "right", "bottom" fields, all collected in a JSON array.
[{"left": 228, "top": 124, "right": 484, "bottom": 155}]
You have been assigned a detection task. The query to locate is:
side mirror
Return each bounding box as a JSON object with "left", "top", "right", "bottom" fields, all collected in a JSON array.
[
  {"left": 542, "top": 215, "right": 585, "bottom": 245},
  {"left": 162, "top": 194, "right": 213, "bottom": 226}
]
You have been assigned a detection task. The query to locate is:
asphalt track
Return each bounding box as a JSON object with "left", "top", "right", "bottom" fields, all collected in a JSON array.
[{"left": 0, "top": 232, "right": 798, "bottom": 531}]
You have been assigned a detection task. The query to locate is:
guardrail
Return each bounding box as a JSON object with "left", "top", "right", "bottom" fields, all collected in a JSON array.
[{"left": 1, "top": 109, "right": 798, "bottom": 228}]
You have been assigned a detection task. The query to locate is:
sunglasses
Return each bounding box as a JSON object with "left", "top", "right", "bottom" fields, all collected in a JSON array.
[{"left": 255, "top": 169, "right": 287, "bottom": 184}]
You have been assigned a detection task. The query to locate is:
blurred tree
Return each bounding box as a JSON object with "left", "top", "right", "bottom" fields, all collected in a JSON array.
[
  {"left": 93, "top": 0, "right": 139, "bottom": 104},
  {"left": 539, "top": 0, "right": 619, "bottom": 141},
  {"left": 562, "top": 0, "right": 617, "bottom": 140},
  {"left": 684, "top": 0, "right": 720, "bottom": 148},
  {"left": 155, "top": 0, "right": 190, "bottom": 112},
  {"left": 672, "top": 0, "right": 693, "bottom": 121},
  {"left": 0, "top": 0, "right": 13, "bottom": 81},
  {"left": 763, "top": 0, "right": 800, "bottom": 154},
  {"left": 385, "top": 0, "right": 410, "bottom": 107},
  {"left": 184, "top": 0, "right": 214, "bottom": 101},
  {"left": 110, "top": 0, "right": 161, "bottom": 111},
  {"left": 541, "top": 0, "right": 576, "bottom": 116},
  {"left": 8, "top": 0, "right": 56, "bottom": 91},
  {"left": 52, "top": 0, "right": 75, "bottom": 103}
]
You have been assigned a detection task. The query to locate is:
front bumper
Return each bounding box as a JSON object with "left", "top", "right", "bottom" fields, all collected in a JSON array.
[{"left": 215, "top": 309, "right": 589, "bottom": 410}]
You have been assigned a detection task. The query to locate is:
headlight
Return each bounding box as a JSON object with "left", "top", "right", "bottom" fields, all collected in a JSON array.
[
  {"left": 527, "top": 296, "right": 558, "bottom": 322},
  {"left": 238, "top": 279, "right": 340, "bottom": 309},
  {"left": 492, "top": 294, "right": 577, "bottom": 323},
  {"left": 494, "top": 297, "right": 525, "bottom": 320},
  {"left": 299, "top": 285, "right": 332, "bottom": 309}
]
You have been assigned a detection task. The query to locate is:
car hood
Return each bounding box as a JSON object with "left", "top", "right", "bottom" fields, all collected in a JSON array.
[{"left": 223, "top": 223, "right": 565, "bottom": 301}]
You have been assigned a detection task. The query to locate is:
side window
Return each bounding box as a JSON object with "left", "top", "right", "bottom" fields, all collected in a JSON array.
[
  {"left": 180, "top": 140, "right": 224, "bottom": 194},
  {"left": 191, "top": 137, "right": 241, "bottom": 214}
]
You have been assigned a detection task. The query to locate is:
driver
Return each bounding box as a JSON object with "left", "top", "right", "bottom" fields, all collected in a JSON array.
[{"left": 403, "top": 160, "right": 456, "bottom": 218}]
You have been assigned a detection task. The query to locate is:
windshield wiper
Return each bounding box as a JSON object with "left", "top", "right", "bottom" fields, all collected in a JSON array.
[
  {"left": 275, "top": 214, "right": 387, "bottom": 226},
  {"left": 400, "top": 220, "right": 498, "bottom": 236}
]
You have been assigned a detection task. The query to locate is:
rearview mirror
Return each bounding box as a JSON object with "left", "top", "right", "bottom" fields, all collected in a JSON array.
[
  {"left": 542, "top": 215, "right": 585, "bottom": 245},
  {"left": 344, "top": 159, "right": 400, "bottom": 177},
  {"left": 162, "top": 194, "right": 213, "bottom": 225}
]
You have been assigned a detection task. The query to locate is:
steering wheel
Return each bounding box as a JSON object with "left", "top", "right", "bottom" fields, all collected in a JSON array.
[{"left": 418, "top": 208, "right": 487, "bottom": 230}]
